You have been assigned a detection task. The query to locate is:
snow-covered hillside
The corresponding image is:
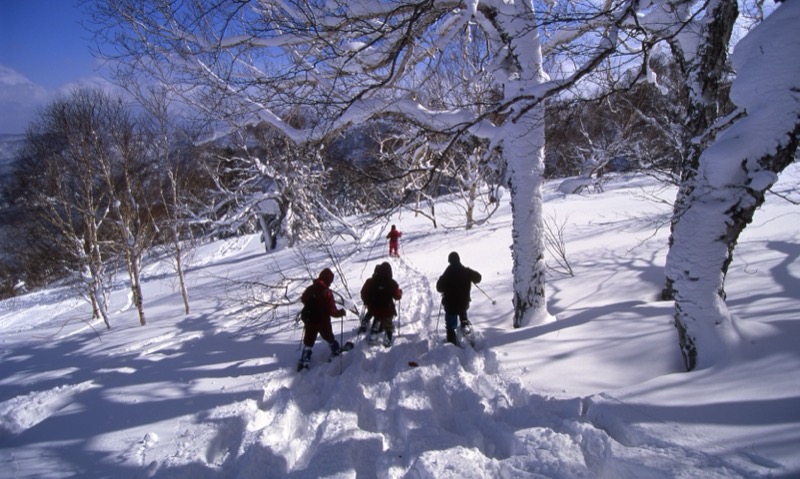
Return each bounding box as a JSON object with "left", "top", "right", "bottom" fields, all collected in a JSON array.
[{"left": 1, "top": 165, "right": 798, "bottom": 478}]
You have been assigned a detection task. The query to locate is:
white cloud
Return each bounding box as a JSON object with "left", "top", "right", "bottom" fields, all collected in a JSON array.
[
  {"left": 0, "top": 65, "right": 53, "bottom": 134},
  {"left": 58, "top": 75, "right": 118, "bottom": 97},
  {"left": 0, "top": 66, "right": 32, "bottom": 87},
  {"left": 0, "top": 64, "right": 118, "bottom": 135}
]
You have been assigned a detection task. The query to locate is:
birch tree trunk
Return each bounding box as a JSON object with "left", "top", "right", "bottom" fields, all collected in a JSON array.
[
  {"left": 661, "top": 0, "right": 739, "bottom": 301},
  {"left": 506, "top": 111, "right": 549, "bottom": 328},
  {"left": 666, "top": 0, "right": 800, "bottom": 370},
  {"left": 667, "top": 138, "right": 799, "bottom": 370},
  {"left": 502, "top": 0, "right": 551, "bottom": 327}
]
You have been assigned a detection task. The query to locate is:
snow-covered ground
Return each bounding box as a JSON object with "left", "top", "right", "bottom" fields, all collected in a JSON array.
[{"left": 1, "top": 164, "right": 799, "bottom": 478}]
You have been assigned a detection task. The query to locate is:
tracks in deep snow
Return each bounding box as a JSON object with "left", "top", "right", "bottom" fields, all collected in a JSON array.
[
  {"left": 242, "top": 256, "right": 761, "bottom": 478},
  {"left": 251, "top": 255, "right": 529, "bottom": 475}
]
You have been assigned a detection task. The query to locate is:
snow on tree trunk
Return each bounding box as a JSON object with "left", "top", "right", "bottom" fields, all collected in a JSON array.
[
  {"left": 661, "top": 0, "right": 739, "bottom": 301},
  {"left": 167, "top": 171, "right": 191, "bottom": 315},
  {"left": 501, "top": 0, "right": 553, "bottom": 328},
  {"left": 667, "top": 186, "right": 743, "bottom": 370},
  {"left": 128, "top": 253, "right": 146, "bottom": 326},
  {"left": 174, "top": 234, "right": 190, "bottom": 315},
  {"left": 668, "top": 140, "right": 798, "bottom": 370},
  {"left": 82, "top": 236, "right": 111, "bottom": 330},
  {"left": 666, "top": 0, "right": 800, "bottom": 370},
  {"left": 506, "top": 112, "right": 549, "bottom": 328}
]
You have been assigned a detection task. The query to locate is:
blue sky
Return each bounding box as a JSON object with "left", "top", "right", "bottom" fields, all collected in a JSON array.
[{"left": 0, "top": 0, "right": 108, "bottom": 134}]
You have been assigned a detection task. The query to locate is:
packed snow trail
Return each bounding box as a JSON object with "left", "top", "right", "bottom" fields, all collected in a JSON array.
[{"left": 212, "top": 255, "right": 760, "bottom": 478}]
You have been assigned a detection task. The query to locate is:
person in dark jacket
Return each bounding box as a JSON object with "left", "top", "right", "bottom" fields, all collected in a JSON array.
[
  {"left": 358, "top": 264, "right": 380, "bottom": 334},
  {"left": 298, "top": 268, "right": 346, "bottom": 369},
  {"left": 361, "top": 262, "right": 403, "bottom": 347},
  {"left": 436, "top": 252, "right": 482, "bottom": 345},
  {"left": 386, "top": 225, "right": 402, "bottom": 257}
]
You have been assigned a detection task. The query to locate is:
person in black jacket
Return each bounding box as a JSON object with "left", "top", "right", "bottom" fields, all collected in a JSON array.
[
  {"left": 436, "top": 252, "right": 482, "bottom": 345},
  {"left": 358, "top": 264, "right": 380, "bottom": 334},
  {"left": 436, "top": 251, "right": 481, "bottom": 344}
]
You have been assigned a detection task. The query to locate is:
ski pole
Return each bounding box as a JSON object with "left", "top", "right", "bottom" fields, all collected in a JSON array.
[
  {"left": 396, "top": 300, "right": 401, "bottom": 338},
  {"left": 296, "top": 312, "right": 305, "bottom": 351},
  {"left": 339, "top": 313, "right": 344, "bottom": 374},
  {"left": 397, "top": 301, "right": 403, "bottom": 336},
  {"left": 357, "top": 305, "right": 366, "bottom": 339},
  {"left": 435, "top": 302, "right": 441, "bottom": 339},
  {"left": 339, "top": 313, "right": 344, "bottom": 348},
  {"left": 474, "top": 283, "right": 497, "bottom": 305}
]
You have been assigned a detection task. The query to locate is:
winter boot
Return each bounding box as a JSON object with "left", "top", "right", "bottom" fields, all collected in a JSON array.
[
  {"left": 297, "top": 347, "right": 312, "bottom": 371},
  {"left": 369, "top": 322, "right": 381, "bottom": 344},
  {"left": 460, "top": 319, "right": 472, "bottom": 335},
  {"left": 446, "top": 328, "right": 458, "bottom": 345},
  {"left": 358, "top": 316, "right": 369, "bottom": 334},
  {"left": 330, "top": 340, "right": 342, "bottom": 357},
  {"left": 383, "top": 331, "right": 393, "bottom": 348},
  {"left": 371, "top": 318, "right": 383, "bottom": 333}
]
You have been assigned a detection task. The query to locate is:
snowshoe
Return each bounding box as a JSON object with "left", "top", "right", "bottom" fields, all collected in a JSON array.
[
  {"left": 461, "top": 327, "right": 476, "bottom": 348},
  {"left": 368, "top": 327, "right": 382, "bottom": 346},
  {"left": 460, "top": 320, "right": 473, "bottom": 335},
  {"left": 327, "top": 341, "right": 355, "bottom": 363},
  {"left": 383, "top": 333, "right": 393, "bottom": 348},
  {"left": 297, "top": 348, "right": 312, "bottom": 371}
]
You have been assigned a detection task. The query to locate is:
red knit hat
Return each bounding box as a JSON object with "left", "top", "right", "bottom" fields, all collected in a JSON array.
[{"left": 318, "top": 268, "right": 334, "bottom": 286}]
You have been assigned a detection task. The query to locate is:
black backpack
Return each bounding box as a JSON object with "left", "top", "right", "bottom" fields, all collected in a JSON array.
[
  {"left": 299, "top": 283, "right": 322, "bottom": 324},
  {"left": 370, "top": 279, "right": 394, "bottom": 310}
]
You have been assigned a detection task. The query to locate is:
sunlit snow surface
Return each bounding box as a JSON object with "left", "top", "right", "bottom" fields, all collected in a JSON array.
[{"left": 2, "top": 155, "right": 799, "bottom": 477}]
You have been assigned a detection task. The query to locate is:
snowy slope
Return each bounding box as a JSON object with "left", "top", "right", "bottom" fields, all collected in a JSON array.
[{"left": 0, "top": 164, "right": 799, "bottom": 478}]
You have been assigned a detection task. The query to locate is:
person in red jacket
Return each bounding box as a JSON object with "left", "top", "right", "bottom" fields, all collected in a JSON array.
[
  {"left": 298, "top": 268, "right": 346, "bottom": 370},
  {"left": 386, "top": 224, "right": 402, "bottom": 257}
]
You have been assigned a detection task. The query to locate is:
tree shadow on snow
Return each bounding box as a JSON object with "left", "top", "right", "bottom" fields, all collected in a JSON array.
[{"left": 0, "top": 310, "right": 294, "bottom": 478}]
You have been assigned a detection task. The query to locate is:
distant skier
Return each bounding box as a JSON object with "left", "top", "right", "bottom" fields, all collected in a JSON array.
[
  {"left": 362, "top": 262, "right": 403, "bottom": 347},
  {"left": 386, "top": 224, "right": 402, "bottom": 257},
  {"left": 298, "top": 268, "right": 346, "bottom": 370},
  {"left": 436, "top": 252, "right": 482, "bottom": 345}
]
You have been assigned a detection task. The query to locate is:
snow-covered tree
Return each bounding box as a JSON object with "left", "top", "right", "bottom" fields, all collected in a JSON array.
[
  {"left": 11, "top": 88, "right": 172, "bottom": 328},
  {"left": 547, "top": 58, "right": 685, "bottom": 183},
  {"left": 90, "top": 0, "right": 670, "bottom": 327},
  {"left": 100, "top": 105, "right": 157, "bottom": 327},
  {"left": 14, "top": 89, "right": 132, "bottom": 328},
  {"left": 189, "top": 125, "right": 332, "bottom": 246},
  {"left": 372, "top": 127, "right": 501, "bottom": 230},
  {"left": 665, "top": 0, "right": 800, "bottom": 370},
  {"left": 138, "top": 88, "right": 194, "bottom": 315},
  {"left": 660, "top": 0, "right": 740, "bottom": 301}
]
